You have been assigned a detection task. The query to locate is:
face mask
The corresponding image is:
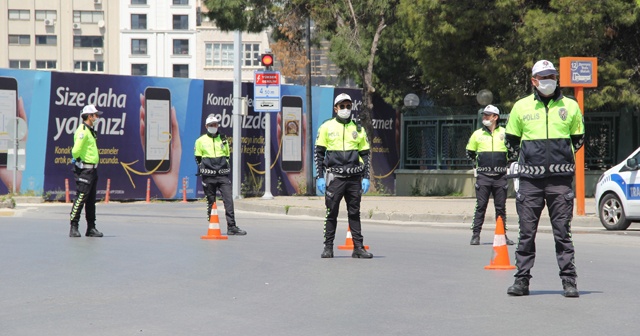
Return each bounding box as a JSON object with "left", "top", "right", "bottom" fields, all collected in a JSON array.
[
  {"left": 337, "top": 109, "right": 351, "bottom": 119},
  {"left": 207, "top": 127, "right": 218, "bottom": 134},
  {"left": 482, "top": 119, "right": 493, "bottom": 127},
  {"left": 536, "top": 79, "right": 557, "bottom": 95}
]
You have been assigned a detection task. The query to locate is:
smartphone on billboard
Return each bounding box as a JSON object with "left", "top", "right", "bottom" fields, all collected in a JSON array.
[
  {"left": 281, "top": 96, "right": 303, "bottom": 172},
  {"left": 144, "top": 87, "right": 171, "bottom": 172},
  {"left": 0, "top": 77, "right": 18, "bottom": 167}
]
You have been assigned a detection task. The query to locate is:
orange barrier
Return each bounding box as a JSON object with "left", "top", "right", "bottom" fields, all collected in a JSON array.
[
  {"left": 105, "top": 178, "right": 111, "bottom": 204},
  {"left": 201, "top": 202, "right": 228, "bottom": 240},
  {"left": 145, "top": 178, "right": 151, "bottom": 203},
  {"left": 484, "top": 217, "right": 516, "bottom": 270},
  {"left": 65, "top": 178, "right": 70, "bottom": 203},
  {"left": 337, "top": 227, "right": 369, "bottom": 250},
  {"left": 181, "top": 177, "right": 187, "bottom": 203}
]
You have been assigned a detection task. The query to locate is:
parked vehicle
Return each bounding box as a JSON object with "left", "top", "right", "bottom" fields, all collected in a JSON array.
[{"left": 595, "top": 147, "right": 640, "bottom": 230}]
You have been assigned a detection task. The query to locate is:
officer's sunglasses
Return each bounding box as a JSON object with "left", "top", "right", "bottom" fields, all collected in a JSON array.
[{"left": 338, "top": 104, "right": 352, "bottom": 109}]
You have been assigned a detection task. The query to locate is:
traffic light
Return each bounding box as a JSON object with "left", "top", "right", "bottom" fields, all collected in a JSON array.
[{"left": 261, "top": 53, "right": 274, "bottom": 69}]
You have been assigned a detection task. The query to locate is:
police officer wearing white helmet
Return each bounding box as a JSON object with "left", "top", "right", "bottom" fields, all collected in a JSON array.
[
  {"left": 194, "top": 114, "right": 246, "bottom": 235},
  {"left": 315, "top": 93, "right": 372, "bottom": 259},
  {"left": 466, "top": 104, "right": 514, "bottom": 246}
]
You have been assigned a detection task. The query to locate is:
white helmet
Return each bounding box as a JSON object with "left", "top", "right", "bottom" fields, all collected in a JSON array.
[{"left": 205, "top": 114, "right": 221, "bottom": 125}]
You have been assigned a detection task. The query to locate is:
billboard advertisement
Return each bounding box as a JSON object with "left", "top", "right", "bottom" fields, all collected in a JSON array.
[{"left": 0, "top": 69, "right": 399, "bottom": 199}]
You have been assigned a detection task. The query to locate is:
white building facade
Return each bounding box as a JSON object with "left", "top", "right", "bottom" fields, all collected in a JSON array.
[
  {"left": 120, "top": 0, "right": 197, "bottom": 78},
  {"left": 195, "top": 1, "right": 270, "bottom": 81},
  {"left": 0, "top": 0, "right": 120, "bottom": 74}
]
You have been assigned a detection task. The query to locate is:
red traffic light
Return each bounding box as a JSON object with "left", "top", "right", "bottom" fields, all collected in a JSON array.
[{"left": 261, "top": 53, "right": 274, "bottom": 67}]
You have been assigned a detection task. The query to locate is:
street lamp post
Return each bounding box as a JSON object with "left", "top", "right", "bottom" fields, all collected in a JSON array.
[{"left": 401, "top": 93, "right": 420, "bottom": 169}]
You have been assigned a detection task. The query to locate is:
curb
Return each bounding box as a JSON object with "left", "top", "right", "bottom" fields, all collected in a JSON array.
[{"left": 234, "top": 201, "right": 602, "bottom": 227}]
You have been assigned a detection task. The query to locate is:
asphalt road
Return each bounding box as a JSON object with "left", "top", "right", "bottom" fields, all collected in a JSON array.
[{"left": 1, "top": 203, "right": 640, "bottom": 335}]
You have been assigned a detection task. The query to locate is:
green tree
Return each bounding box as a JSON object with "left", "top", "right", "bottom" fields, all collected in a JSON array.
[{"left": 399, "top": 0, "right": 640, "bottom": 110}]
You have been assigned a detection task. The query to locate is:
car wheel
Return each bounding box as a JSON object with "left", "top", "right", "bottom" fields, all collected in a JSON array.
[{"left": 599, "top": 193, "right": 631, "bottom": 230}]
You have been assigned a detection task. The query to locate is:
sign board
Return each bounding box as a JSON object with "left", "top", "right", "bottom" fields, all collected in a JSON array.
[
  {"left": 559, "top": 57, "right": 598, "bottom": 88},
  {"left": 254, "top": 71, "right": 281, "bottom": 112}
]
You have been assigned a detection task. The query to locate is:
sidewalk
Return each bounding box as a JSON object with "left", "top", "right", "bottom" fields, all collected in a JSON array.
[{"left": 234, "top": 196, "right": 601, "bottom": 229}]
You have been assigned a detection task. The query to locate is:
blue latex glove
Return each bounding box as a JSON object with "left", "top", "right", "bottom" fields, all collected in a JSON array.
[
  {"left": 317, "top": 178, "right": 326, "bottom": 195},
  {"left": 71, "top": 158, "right": 76, "bottom": 164},
  {"left": 362, "top": 178, "right": 370, "bottom": 194}
]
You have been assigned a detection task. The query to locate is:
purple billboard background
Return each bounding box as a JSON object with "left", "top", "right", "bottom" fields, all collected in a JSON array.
[{"left": 3, "top": 68, "right": 398, "bottom": 199}]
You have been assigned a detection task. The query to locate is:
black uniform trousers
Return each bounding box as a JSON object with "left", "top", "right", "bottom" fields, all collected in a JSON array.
[
  {"left": 471, "top": 174, "right": 508, "bottom": 234},
  {"left": 202, "top": 175, "right": 237, "bottom": 227},
  {"left": 70, "top": 167, "right": 98, "bottom": 227},
  {"left": 323, "top": 175, "right": 364, "bottom": 247},
  {"left": 514, "top": 175, "right": 577, "bottom": 281}
]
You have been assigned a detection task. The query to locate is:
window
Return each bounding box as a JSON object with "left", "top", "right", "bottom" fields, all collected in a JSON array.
[
  {"left": 131, "top": 14, "right": 147, "bottom": 29},
  {"left": 8, "top": 35, "right": 30, "bottom": 45},
  {"left": 131, "top": 64, "right": 148, "bottom": 76},
  {"left": 205, "top": 43, "right": 261, "bottom": 67},
  {"left": 131, "top": 0, "right": 147, "bottom": 4},
  {"left": 173, "top": 39, "right": 189, "bottom": 55},
  {"left": 131, "top": 39, "right": 147, "bottom": 55},
  {"left": 173, "top": 0, "right": 189, "bottom": 4},
  {"left": 36, "top": 60, "right": 57, "bottom": 69},
  {"left": 205, "top": 43, "right": 232, "bottom": 66},
  {"left": 36, "top": 35, "right": 57, "bottom": 46},
  {"left": 35, "top": 10, "right": 57, "bottom": 21},
  {"left": 73, "top": 36, "right": 104, "bottom": 48},
  {"left": 9, "top": 60, "right": 30, "bottom": 69},
  {"left": 73, "top": 11, "right": 104, "bottom": 23},
  {"left": 243, "top": 43, "right": 260, "bottom": 67},
  {"left": 9, "top": 10, "right": 30, "bottom": 20},
  {"left": 173, "top": 64, "right": 188, "bottom": 78},
  {"left": 173, "top": 15, "right": 188, "bottom": 30},
  {"left": 74, "top": 61, "right": 104, "bottom": 73}
]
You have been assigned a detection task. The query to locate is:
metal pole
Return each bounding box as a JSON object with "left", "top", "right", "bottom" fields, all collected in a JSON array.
[
  {"left": 12, "top": 117, "right": 18, "bottom": 193},
  {"left": 575, "top": 87, "right": 585, "bottom": 215},
  {"left": 305, "top": 16, "right": 314, "bottom": 195},
  {"left": 262, "top": 113, "right": 273, "bottom": 199},
  {"left": 232, "top": 30, "right": 243, "bottom": 199}
]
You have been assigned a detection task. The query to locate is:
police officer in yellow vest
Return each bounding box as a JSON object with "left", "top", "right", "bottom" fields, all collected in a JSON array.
[
  {"left": 69, "top": 104, "right": 104, "bottom": 238},
  {"left": 194, "top": 114, "right": 246, "bottom": 236},
  {"left": 505, "top": 60, "right": 584, "bottom": 298},
  {"left": 466, "top": 104, "right": 514, "bottom": 246},
  {"left": 315, "top": 93, "right": 372, "bottom": 259}
]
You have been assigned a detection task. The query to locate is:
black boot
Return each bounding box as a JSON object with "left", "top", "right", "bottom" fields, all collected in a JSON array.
[
  {"left": 562, "top": 279, "right": 579, "bottom": 298},
  {"left": 228, "top": 226, "right": 247, "bottom": 235},
  {"left": 69, "top": 224, "right": 81, "bottom": 238},
  {"left": 505, "top": 234, "right": 515, "bottom": 246},
  {"left": 470, "top": 233, "right": 480, "bottom": 245},
  {"left": 352, "top": 247, "right": 373, "bottom": 259},
  {"left": 321, "top": 246, "right": 334, "bottom": 258},
  {"left": 86, "top": 226, "right": 103, "bottom": 237},
  {"left": 507, "top": 278, "right": 530, "bottom": 296}
]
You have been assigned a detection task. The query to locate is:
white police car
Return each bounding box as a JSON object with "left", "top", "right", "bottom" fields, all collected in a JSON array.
[{"left": 595, "top": 146, "right": 640, "bottom": 230}]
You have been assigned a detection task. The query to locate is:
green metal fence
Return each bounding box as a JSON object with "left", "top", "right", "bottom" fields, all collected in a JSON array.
[{"left": 401, "top": 106, "right": 639, "bottom": 170}]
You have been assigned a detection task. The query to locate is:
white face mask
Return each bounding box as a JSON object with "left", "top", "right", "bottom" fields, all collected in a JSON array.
[
  {"left": 207, "top": 127, "right": 218, "bottom": 134},
  {"left": 536, "top": 79, "right": 557, "bottom": 96},
  {"left": 337, "top": 109, "right": 351, "bottom": 119},
  {"left": 482, "top": 119, "right": 493, "bottom": 127}
]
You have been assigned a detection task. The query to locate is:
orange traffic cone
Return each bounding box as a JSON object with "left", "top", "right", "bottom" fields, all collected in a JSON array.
[
  {"left": 337, "top": 227, "right": 369, "bottom": 250},
  {"left": 201, "top": 203, "right": 228, "bottom": 240},
  {"left": 484, "top": 216, "right": 515, "bottom": 270}
]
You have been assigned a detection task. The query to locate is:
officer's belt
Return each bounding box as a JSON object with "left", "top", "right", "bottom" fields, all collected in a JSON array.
[{"left": 76, "top": 162, "right": 98, "bottom": 169}]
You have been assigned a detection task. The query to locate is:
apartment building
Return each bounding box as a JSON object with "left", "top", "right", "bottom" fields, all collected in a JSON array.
[
  {"left": 0, "top": 0, "right": 119, "bottom": 73},
  {"left": 194, "top": 0, "right": 270, "bottom": 81},
  {"left": 120, "top": 0, "right": 197, "bottom": 77},
  {"left": 1, "top": 0, "right": 338, "bottom": 84}
]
